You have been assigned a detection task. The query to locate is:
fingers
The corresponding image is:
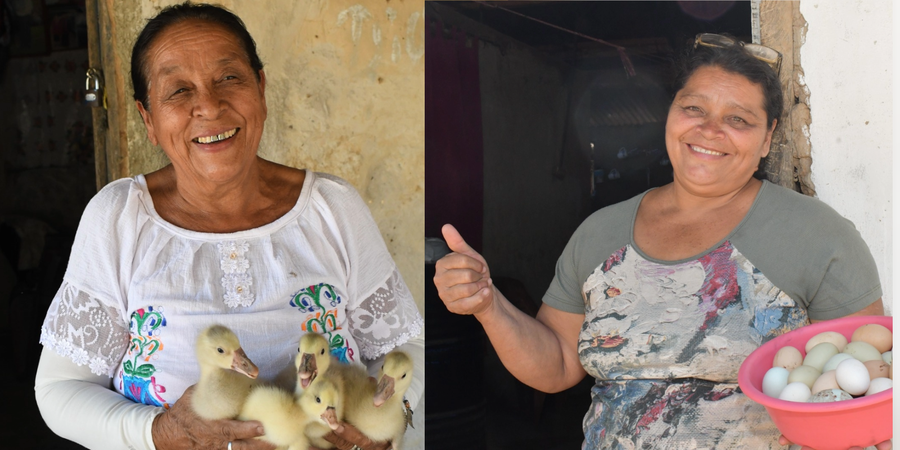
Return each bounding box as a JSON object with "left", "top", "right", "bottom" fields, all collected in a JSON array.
[
  {"left": 220, "top": 419, "right": 265, "bottom": 441},
  {"left": 434, "top": 252, "right": 486, "bottom": 277},
  {"left": 433, "top": 258, "right": 493, "bottom": 315},
  {"left": 152, "top": 383, "right": 270, "bottom": 450},
  {"left": 778, "top": 434, "right": 892, "bottom": 450},
  {"left": 232, "top": 437, "right": 276, "bottom": 450},
  {"left": 443, "top": 285, "right": 493, "bottom": 315},
  {"left": 442, "top": 276, "right": 491, "bottom": 300},
  {"left": 324, "top": 422, "right": 389, "bottom": 450},
  {"left": 441, "top": 224, "right": 475, "bottom": 256}
]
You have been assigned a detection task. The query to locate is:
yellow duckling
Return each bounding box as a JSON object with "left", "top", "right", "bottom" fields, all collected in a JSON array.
[
  {"left": 239, "top": 378, "right": 341, "bottom": 450},
  {"left": 343, "top": 351, "right": 414, "bottom": 450},
  {"left": 190, "top": 324, "right": 259, "bottom": 420},
  {"left": 294, "top": 332, "right": 369, "bottom": 449}
]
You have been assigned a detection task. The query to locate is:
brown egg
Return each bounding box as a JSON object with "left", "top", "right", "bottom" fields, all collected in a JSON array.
[
  {"left": 806, "top": 331, "right": 849, "bottom": 353},
  {"left": 851, "top": 323, "right": 892, "bottom": 353},
  {"left": 773, "top": 346, "right": 803, "bottom": 370},
  {"left": 811, "top": 370, "right": 840, "bottom": 394},
  {"left": 864, "top": 359, "right": 891, "bottom": 380}
]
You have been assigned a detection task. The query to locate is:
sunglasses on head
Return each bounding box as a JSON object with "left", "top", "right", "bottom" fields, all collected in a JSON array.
[{"left": 694, "top": 33, "right": 783, "bottom": 76}]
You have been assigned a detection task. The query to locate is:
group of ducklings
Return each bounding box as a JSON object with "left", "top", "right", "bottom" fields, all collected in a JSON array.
[{"left": 191, "top": 325, "right": 413, "bottom": 450}]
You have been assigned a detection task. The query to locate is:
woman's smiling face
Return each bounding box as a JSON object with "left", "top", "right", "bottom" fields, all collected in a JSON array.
[
  {"left": 665, "top": 65, "right": 776, "bottom": 196},
  {"left": 136, "top": 19, "right": 267, "bottom": 186}
]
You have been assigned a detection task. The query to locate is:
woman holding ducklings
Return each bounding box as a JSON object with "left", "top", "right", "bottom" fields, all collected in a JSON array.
[
  {"left": 34, "top": 3, "right": 423, "bottom": 450},
  {"left": 434, "top": 34, "right": 889, "bottom": 450}
]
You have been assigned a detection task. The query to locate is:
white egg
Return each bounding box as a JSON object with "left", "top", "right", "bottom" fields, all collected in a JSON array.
[
  {"left": 823, "top": 353, "right": 855, "bottom": 372},
  {"left": 865, "top": 377, "right": 892, "bottom": 396},
  {"left": 762, "top": 367, "right": 790, "bottom": 397},
  {"left": 835, "top": 358, "right": 871, "bottom": 396},
  {"left": 778, "top": 381, "right": 812, "bottom": 402},
  {"left": 882, "top": 351, "right": 892, "bottom": 365}
]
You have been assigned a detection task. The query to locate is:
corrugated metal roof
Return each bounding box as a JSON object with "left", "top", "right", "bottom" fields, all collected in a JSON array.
[{"left": 590, "top": 84, "right": 670, "bottom": 127}]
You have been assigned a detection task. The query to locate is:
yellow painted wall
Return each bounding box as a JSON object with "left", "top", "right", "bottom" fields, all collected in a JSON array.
[{"left": 109, "top": 0, "right": 425, "bottom": 312}]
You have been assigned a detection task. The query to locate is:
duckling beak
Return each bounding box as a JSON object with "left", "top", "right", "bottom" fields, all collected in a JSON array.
[
  {"left": 321, "top": 406, "right": 339, "bottom": 430},
  {"left": 373, "top": 375, "right": 395, "bottom": 407},
  {"left": 298, "top": 353, "right": 317, "bottom": 389},
  {"left": 232, "top": 347, "right": 259, "bottom": 379}
]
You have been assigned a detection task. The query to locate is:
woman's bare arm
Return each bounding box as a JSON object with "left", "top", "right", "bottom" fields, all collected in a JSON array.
[{"left": 434, "top": 224, "right": 586, "bottom": 393}]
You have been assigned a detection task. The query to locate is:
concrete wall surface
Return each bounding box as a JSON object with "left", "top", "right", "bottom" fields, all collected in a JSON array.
[
  {"left": 108, "top": 0, "right": 425, "bottom": 314},
  {"left": 800, "top": 0, "right": 892, "bottom": 315}
]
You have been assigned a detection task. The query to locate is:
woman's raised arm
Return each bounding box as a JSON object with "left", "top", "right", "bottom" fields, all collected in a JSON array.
[{"left": 434, "top": 224, "right": 586, "bottom": 393}]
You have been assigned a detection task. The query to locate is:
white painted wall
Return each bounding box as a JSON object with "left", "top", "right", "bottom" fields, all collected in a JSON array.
[{"left": 800, "top": 0, "right": 892, "bottom": 315}]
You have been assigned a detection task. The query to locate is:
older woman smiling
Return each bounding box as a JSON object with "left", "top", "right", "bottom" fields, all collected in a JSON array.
[
  {"left": 434, "top": 34, "right": 887, "bottom": 449},
  {"left": 35, "top": 3, "right": 423, "bottom": 450}
]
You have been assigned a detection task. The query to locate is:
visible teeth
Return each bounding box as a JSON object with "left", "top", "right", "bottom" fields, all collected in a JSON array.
[
  {"left": 691, "top": 145, "right": 724, "bottom": 156},
  {"left": 196, "top": 128, "right": 237, "bottom": 144}
]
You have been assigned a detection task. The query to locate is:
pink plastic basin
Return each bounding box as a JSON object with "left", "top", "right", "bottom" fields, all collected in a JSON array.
[{"left": 737, "top": 315, "right": 892, "bottom": 450}]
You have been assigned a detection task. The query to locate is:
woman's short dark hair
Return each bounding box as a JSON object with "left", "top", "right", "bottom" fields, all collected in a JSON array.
[
  {"left": 672, "top": 37, "right": 783, "bottom": 130},
  {"left": 130, "top": 1, "right": 264, "bottom": 109}
]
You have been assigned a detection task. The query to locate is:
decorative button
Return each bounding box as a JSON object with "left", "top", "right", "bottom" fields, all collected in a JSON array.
[{"left": 218, "top": 240, "right": 254, "bottom": 308}]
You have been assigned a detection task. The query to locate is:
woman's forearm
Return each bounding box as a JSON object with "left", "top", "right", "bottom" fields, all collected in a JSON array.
[
  {"left": 474, "top": 286, "right": 586, "bottom": 393},
  {"left": 34, "top": 347, "right": 162, "bottom": 450}
]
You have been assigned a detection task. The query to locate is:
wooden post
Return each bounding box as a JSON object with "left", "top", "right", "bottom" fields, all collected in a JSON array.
[
  {"left": 85, "top": 0, "right": 108, "bottom": 191},
  {"left": 760, "top": 0, "right": 814, "bottom": 196}
]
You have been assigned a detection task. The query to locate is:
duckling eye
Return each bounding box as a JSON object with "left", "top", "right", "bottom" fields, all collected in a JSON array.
[
  {"left": 316, "top": 396, "right": 321, "bottom": 403},
  {"left": 402, "top": 374, "right": 407, "bottom": 379},
  {"left": 217, "top": 348, "right": 224, "bottom": 354},
  {"left": 320, "top": 349, "right": 325, "bottom": 355}
]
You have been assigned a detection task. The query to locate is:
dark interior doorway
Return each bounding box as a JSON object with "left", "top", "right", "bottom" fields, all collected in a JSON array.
[
  {"left": 1, "top": 1, "right": 94, "bottom": 447},
  {"left": 425, "top": 2, "right": 751, "bottom": 449}
]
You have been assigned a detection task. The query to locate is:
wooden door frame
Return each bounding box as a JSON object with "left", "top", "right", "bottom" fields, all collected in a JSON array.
[{"left": 759, "top": 1, "right": 813, "bottom": 195}]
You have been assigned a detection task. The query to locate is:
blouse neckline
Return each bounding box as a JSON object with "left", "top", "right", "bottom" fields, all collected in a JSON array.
[
  {"left": 627, "top": 180, "right": 770, "bottom": 265},
  {"left": 133, "top": 169, "right": 315, "bottom": 241}
]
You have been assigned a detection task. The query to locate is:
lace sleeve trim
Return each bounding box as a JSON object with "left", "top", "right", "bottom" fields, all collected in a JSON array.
[
  {"left": 39, "top": 282, "right": 129, "bottom": 377},
  {"left": 350, "top": 268, "right": 424, "bottom": 360}
]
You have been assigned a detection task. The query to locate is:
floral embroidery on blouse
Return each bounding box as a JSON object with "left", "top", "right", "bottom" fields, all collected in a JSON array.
[
  {"left": 39, "top": 282, "right": 128, "bottom": 377},
  {"left": 290, "top": 283, "right": 354, "bottom": 363},
  {"left": 118, "top": 306, "right": 169, "bottom": 408},
  {"left": 218, "top": 241, "right": 254, "bottom": 308}
]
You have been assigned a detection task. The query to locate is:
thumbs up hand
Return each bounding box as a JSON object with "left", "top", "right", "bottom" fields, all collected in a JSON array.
[{"left": 433, "top": 224, "right": 495, "bottom": 316}]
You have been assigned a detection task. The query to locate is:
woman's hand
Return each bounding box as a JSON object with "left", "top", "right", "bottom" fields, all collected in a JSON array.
[
  {"left": 778, "top": 435, "right": 892, "bottom": 450},
  {"left": 433, "top": 224, "right": 495, "bottom": 316},
  {"left": 316, "top": 422, "right": 392, "bottom": 450},
  {"left": 152, "top": 385, "right": 274, "bottom": 450}
]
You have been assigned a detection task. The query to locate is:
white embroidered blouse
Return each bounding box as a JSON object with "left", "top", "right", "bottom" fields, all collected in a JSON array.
[{"left": 40, "top": 171, "right": 423, "bottom": 410}]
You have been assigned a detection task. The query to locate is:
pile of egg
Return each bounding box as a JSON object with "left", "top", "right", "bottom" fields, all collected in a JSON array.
[{"left": 762, "top": 323, "right": 892, "bottom": 403}]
